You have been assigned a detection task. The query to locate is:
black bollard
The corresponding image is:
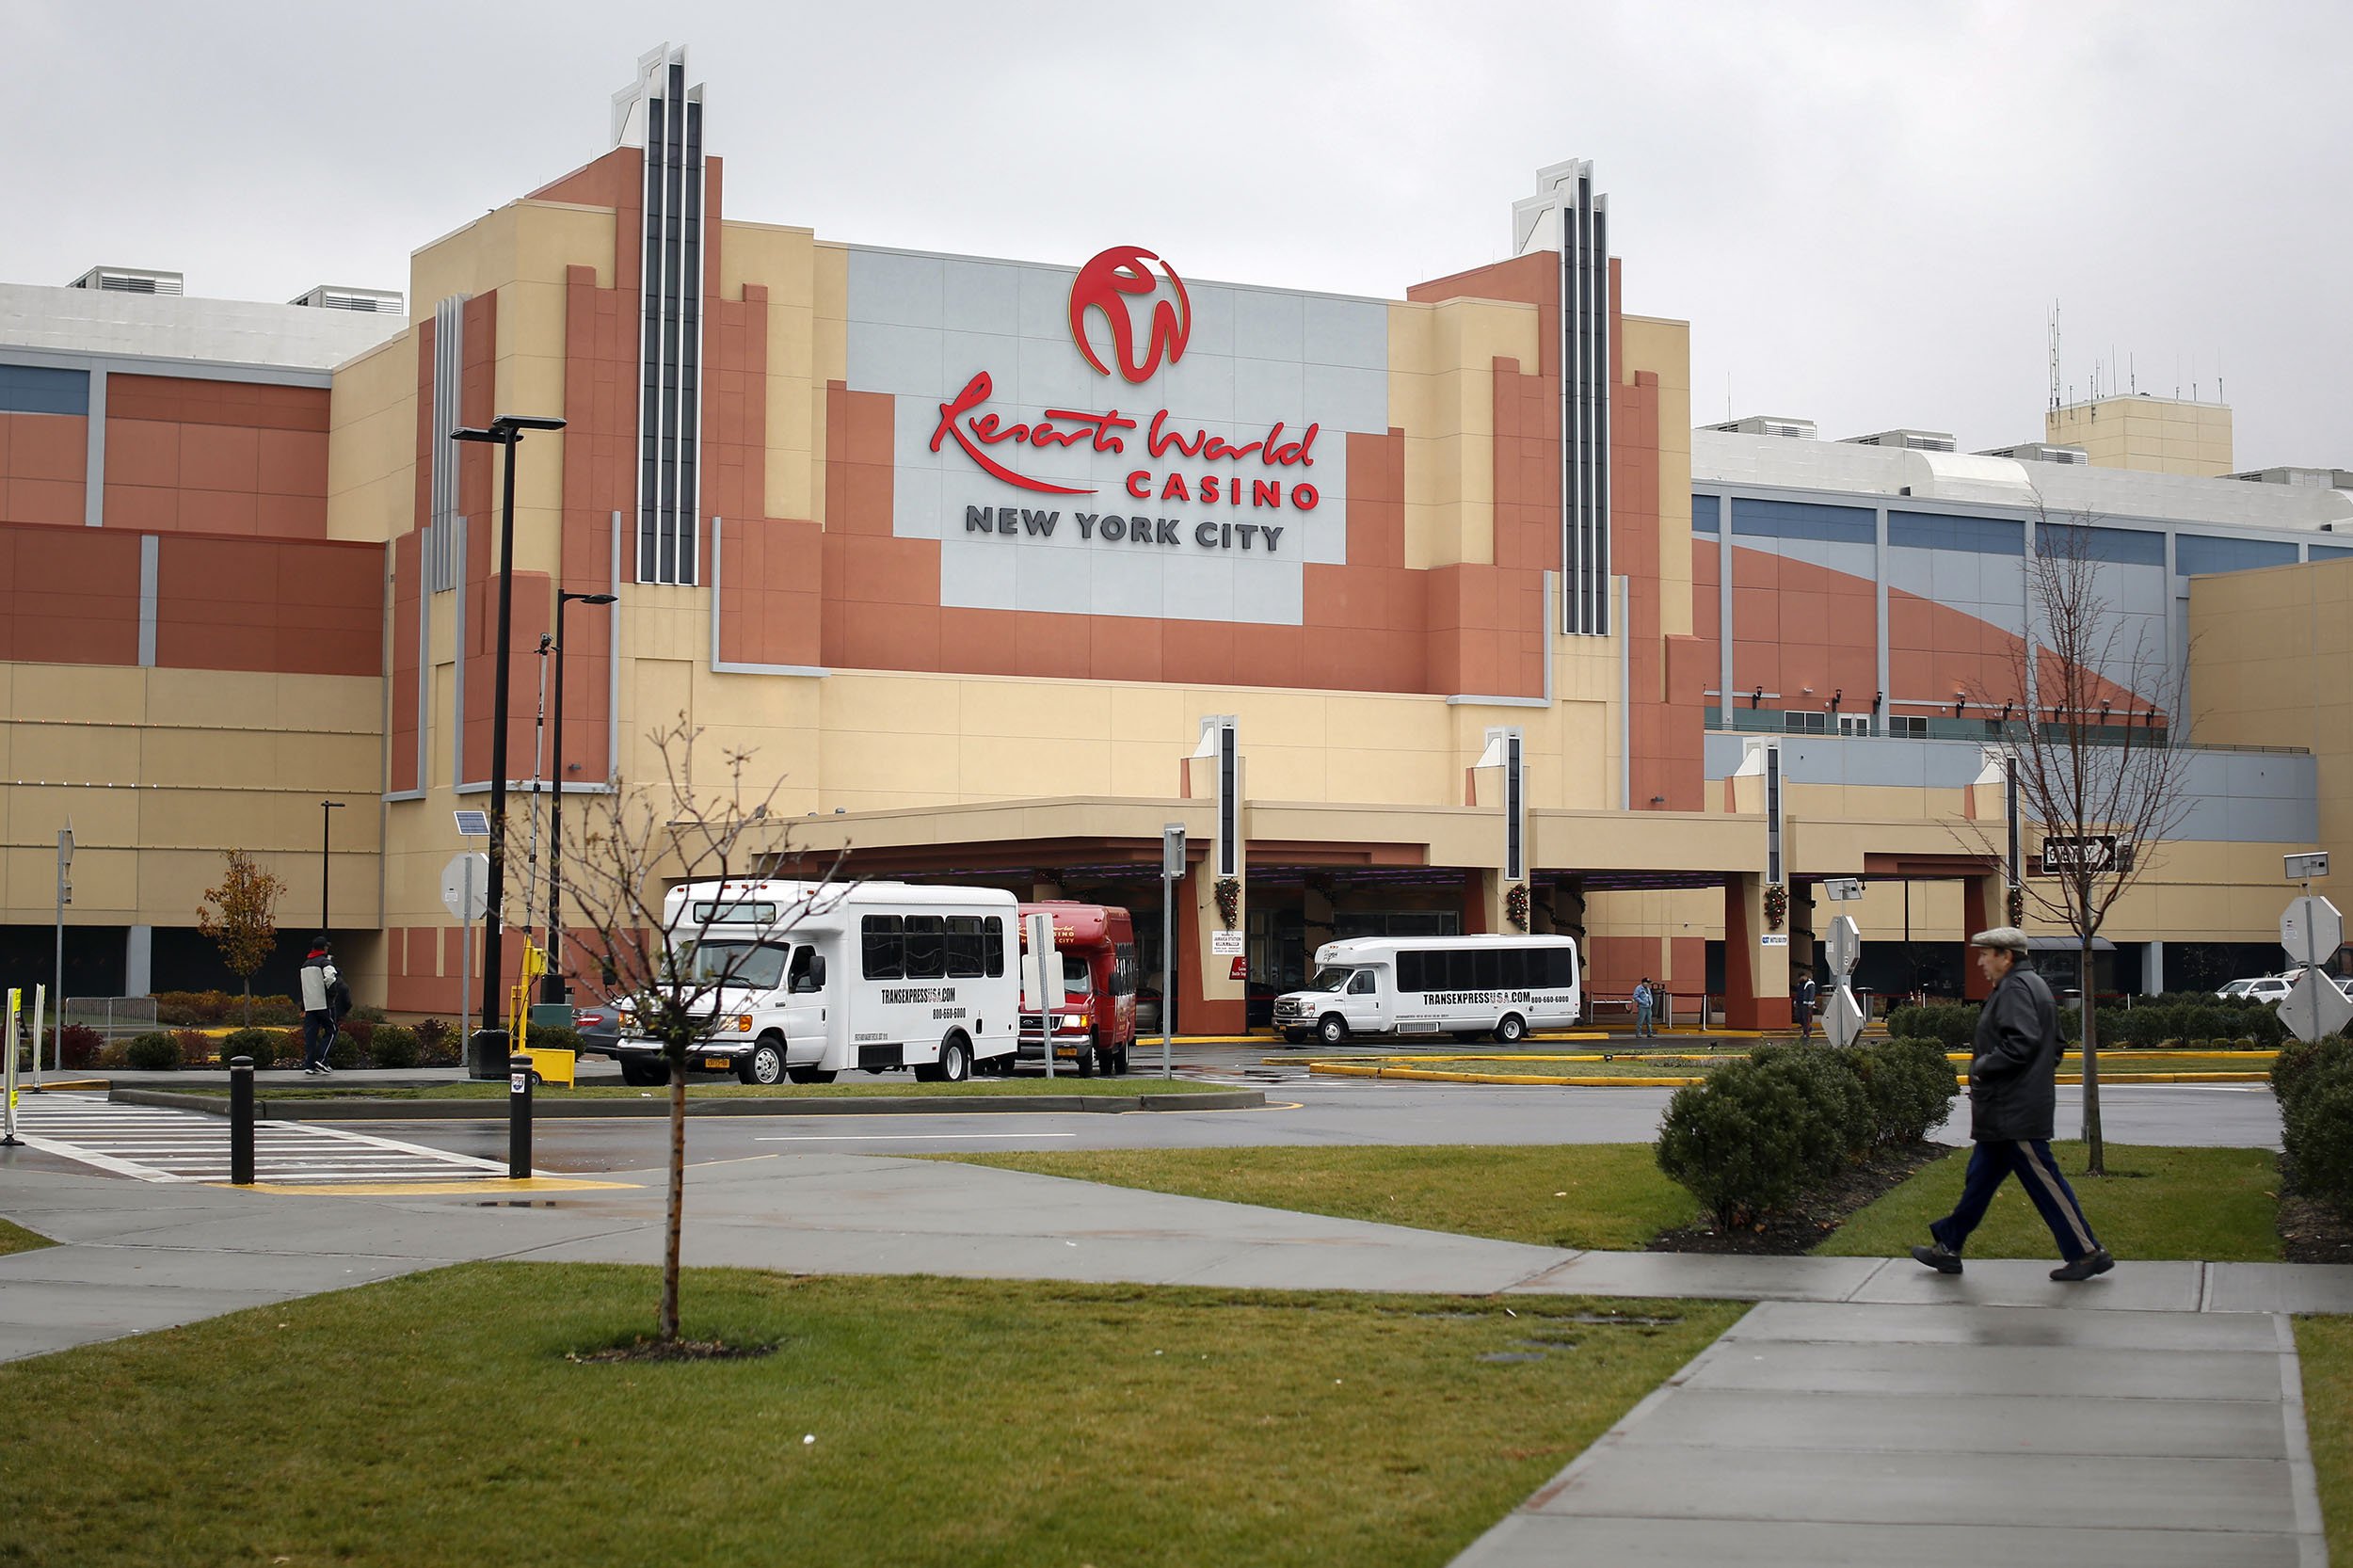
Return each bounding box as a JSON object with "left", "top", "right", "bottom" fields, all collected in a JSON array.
[
  {"left": 507, "top": 1052, "right": 533, "bottom": 1179},
  {"left": 229, "top": 1055, "right": 255, "bottom": 1185}
]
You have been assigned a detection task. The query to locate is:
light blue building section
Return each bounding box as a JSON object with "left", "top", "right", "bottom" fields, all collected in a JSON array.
[{"left": 1702, "top": 732, "right": 2315, "bottom": 845}]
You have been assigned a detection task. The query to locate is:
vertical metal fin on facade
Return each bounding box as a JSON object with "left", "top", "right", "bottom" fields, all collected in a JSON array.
[
  {"left": 1512, "top": 159, "right": 1611, "bottom": 636},
  {"left": 1764, "top": 742, "right": 1785, "bottom": 888},
  {"left": 1501, "top": 728, "right": 1527, "bottom": 883},
  {"left": 616, "top": 46, "right": 706, "bottom": 586},
  {"left": 426, "top": 296, "right": 466, "bottom": 592}
]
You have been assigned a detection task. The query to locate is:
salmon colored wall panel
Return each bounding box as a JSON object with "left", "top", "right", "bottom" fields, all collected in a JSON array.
[
  {"left": 108, "top": 376, "right": 328, "bottom": 433},
  {"left": 0, "top": 412, "right": 88, "bottom": 484},
  {"left": 152, "top": 535, "right": 383, "bottom": 677},
  {"left": 0, "top": 521, "right": 142, "bottom": 664},
  {"left": 391, "top": 529, "right": 422, "bottom": 793}
]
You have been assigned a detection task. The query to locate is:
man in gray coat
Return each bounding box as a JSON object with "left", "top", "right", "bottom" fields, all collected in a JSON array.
[{"left": 1912, "top": 927, "right": 2114, "bottom": 1282}]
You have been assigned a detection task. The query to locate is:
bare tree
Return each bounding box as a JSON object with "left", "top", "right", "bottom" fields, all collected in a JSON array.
[
  {"left": 560, "top": 716, "right": 844, "bottom": 1343},
  {"left": 1970, "top": 508, "right": 2193, "bottom": 1176}
]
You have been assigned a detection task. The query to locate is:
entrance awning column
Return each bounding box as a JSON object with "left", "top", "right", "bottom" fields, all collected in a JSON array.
[
  {"left": 1961, "top": 873, "right": 2008, "bottom": 1000},
  {"left": 1722, "top": 872, "right": 1791, "bottom": 1031}
]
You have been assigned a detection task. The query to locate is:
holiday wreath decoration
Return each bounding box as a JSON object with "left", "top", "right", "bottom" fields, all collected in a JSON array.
[
  {"left": 1213, "top": 876, "right": 1241, "bottom": 930},
  {"left": 1505, "top": 883, "right": 1531, "bottom": 932},
  {"left": 1763, "top": 882, "right": 1788, "bottom": 932}
]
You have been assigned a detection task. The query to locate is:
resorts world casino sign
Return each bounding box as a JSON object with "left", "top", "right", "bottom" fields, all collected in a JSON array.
[{"left": 930, "top": 246, "right": 1321, "bottom": 558}]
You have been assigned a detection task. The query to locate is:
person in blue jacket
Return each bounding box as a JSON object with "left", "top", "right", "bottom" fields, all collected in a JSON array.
[{"left": 1912, "top": 927, "right": 2114, "bottom": 1282}]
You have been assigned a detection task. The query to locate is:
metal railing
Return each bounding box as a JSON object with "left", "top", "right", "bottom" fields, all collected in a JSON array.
[{"left": 63, "top": 996, "right": 158, "bottom": 1040}]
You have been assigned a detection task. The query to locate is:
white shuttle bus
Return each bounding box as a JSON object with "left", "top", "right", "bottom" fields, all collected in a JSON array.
[
  {"left": 609, "top": 879, "right": 1020, "bottom": 1086},
  {"left": 1272, "top": 935, "right": 1581, "bottom": 1047}
]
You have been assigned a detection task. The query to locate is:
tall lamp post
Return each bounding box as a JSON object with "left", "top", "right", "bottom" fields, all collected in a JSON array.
[
  {"left": 543, "top": 589, "right": 617, "bottom": 1001},
  {"left": 318, "top": 799, "right": 345, "bottom": 936},
  {"left": 451, "top": 413, "right": 568, "bottom": 1077}
]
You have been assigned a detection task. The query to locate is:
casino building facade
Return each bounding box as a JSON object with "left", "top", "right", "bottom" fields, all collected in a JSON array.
[{"left": 2, "top": 46, "right": 2347, "bottom": 1028}]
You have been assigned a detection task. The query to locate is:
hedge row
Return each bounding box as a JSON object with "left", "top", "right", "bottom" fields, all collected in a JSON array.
[
  {"left": 1883, "top": 994, "right": 2285, "bottom": 1051},
  {"left": 112, "top": 1019, "right": 465, "bottom": 1072},
  {"left": 2275, "top": 1035, "right": 2353, "bottom": 1220},
  {"left": 1655, "top": 1038, "right": 1957, "bottom": 1227}
]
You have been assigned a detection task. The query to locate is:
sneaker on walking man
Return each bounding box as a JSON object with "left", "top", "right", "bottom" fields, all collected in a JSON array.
[
  {"left": 1911, "top": 927, "right": 2114, "bottom": 1283},
  {"left": 298, "top": 937, "right": 346, "bottom": 1075}
]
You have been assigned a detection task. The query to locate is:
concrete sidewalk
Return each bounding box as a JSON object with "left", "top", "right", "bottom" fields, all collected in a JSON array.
[{"left": 2, "top": 1156, "right": 2348, "bottom": 1566}]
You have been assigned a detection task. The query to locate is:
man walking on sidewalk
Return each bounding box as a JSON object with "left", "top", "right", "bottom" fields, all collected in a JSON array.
[
  {"left": 1912, "top": 926, "right": 2114, "bottom": 1282},
  {"left": 298, "top": 937, "right": 345, "bottom": 1076}
]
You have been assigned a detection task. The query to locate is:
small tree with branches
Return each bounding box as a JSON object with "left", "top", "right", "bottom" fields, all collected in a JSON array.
[
  {"left": 198, "top": 850, "right": 287, "bottom": 1027},
  {"left": 561, "top": 716, "right": 844, "bottom": 1345},
  {"left": 1971, "top": 509, "right": 2193, "bottom": 1175}
]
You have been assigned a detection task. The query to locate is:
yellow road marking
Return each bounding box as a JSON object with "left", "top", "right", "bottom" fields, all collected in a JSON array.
[{"left": 216, "top": 1176, "right": 642, "bottom": 1196}]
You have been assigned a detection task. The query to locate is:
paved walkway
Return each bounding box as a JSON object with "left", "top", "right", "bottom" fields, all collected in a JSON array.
[{"left": 1, "top": 1155, "right": 2347, "bottom": 1564}]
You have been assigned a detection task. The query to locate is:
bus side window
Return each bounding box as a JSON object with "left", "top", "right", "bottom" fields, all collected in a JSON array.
[
  {"left": 862, "top": 916, "right": 904, "bottom": 980},
  {"left": 1398, "top": 952, "right": 1423, "bottom": 993},
  {"left": 1502, "top": 950, "right": 1531, "bottom": 989},
  {"left": 788, "top": 946, "right": 821, "bottom": 994},
  {"left": 1472, "top": 950, "right": 1501, "bottom": 990},
  {"left": 1445, "top": 952, "right": 1474, "bottom": 990},
  {"left": 1545, "top": 948, "right": 1577, "bottom": 989},
  {"left": 984, "top": 916, "right": 1005, "bottom": 976},
  {"left": 1112, "top": 943, "right": 1138, "bottom": 995},
  {"left": 1347, "top": 969, "right": 1376, "bottom": 996},
  {"left": 904, "top": 916, "right": 946, "bottom": 979},
  {"left": 946, "top": 916, "right": 985, "bottom": 978}
]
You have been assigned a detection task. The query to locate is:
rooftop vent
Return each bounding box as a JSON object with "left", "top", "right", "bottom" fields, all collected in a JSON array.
[
  {"left": 69, "top": 266, "right": 184, "bottom": 296},
  {"left": 1704, "top": 414, "right": 1817, "bottom": 440},
  {"left": 2228, "top": 467, "right": 2353, "bottom": 490},
  {"left": 1977, "top": 441, "right": 2089, "bottom": 465},
  {"left": 289, "top": 284, "right": 405, "bottom": 314},
  {"left": 1842, "top": 428, "right": 1957, "bottom": 453}
]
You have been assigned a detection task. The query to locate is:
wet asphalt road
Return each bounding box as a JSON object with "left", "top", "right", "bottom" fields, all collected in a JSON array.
[{"left": 347, "top": 1043, "right": 2284, "bottom": 1174}]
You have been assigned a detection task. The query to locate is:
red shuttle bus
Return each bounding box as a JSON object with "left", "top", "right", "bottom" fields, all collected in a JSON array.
[{"left": 1016, "top": 902, "right": 1140, "bottom": 1075}]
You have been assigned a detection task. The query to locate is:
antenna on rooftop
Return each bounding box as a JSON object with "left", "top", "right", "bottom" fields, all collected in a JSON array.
[{"left": 2046, "top": 302, "right": 2060, "bottom": 412}]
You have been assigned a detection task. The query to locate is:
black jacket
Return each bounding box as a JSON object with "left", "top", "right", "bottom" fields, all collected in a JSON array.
[{"left": 1969, "top": 965, "right": 2060, "bottom": 1142}]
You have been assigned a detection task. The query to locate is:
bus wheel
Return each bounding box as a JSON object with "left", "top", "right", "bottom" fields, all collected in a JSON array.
[
  {"left": 740, "top": 1036, "right": 787, "bottom": 1086},
  {"left": 936, "top": 1033, "right": 972, "bottom": 1083},
  {"left": 1074, "top": 1044, "right": 1095, "bottom": 1078},
  {"left": 1493, "top": 1014, "right": 1529, "bottom": 1045},
  {"left": 620, "top": 1059, "right": 666, "bottom": 1087},
  {"left": 1317, "top": 1014, "right": 1349, "bottom": 1048}
]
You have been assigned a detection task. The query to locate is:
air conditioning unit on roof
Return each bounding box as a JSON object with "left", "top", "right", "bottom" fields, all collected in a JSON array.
[
  {"left": 1704, "top": 415, "right": 1817, "bottom": 440},
  {"left": 290, "top": 285, "right": 405, "bottom": 313},
  {"left": 1842, "top": 428, "right": 1957, "bottom": 453},
  {"left": 69, "top": 266, "right": 184, "bottom": 296},
  {"left": 1977, "top": 441, "right": 2089, "bottom": 465}
]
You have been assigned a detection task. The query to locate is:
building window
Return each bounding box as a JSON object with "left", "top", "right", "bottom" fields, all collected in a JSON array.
[
  {"left": 627, "top": 50, "right": 705, "bottom": 586},
  {"left": 1887, "top": 715, "right": 1929, "bottom": 739},
  {"left": 1783, "top": 710, "right": 1827, "bottom": 734}
]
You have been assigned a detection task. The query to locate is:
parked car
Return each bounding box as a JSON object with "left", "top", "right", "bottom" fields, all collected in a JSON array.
[
  {"left": 2215, "top": 978, "right": 2259, "bottom": 1000},
  {"left": 2228, "top": 976, "right": 2295, "bottom": 1007}
]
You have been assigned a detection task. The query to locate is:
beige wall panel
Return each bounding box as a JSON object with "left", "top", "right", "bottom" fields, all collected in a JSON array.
[
  {"left": 12, "top": 722, "right": 141, "bottom": 784},
  {"left": 11, "top": 666, "right": 146, "bottom": 727}
]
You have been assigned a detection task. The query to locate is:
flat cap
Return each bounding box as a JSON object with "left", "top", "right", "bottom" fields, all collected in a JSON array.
[{"left": 1969, "top": 926, "right": 2029, "bottom": 952}]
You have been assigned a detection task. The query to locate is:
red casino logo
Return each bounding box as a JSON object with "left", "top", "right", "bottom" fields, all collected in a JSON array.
[{"left": 1068, "top": 246, "right": 1191, "bottom": 383}]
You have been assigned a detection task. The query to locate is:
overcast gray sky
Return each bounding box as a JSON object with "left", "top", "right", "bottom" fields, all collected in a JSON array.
[{"left": 8, "top": 0, "right": 2345, "bottom": 470}]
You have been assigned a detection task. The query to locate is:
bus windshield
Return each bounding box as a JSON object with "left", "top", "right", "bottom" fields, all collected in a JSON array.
[
  {"left": 675, "top": 940, "right": 789, "bottom": 991},
  {"left": 1306, "top": 966, "right": 1356, "bottom": 993}
]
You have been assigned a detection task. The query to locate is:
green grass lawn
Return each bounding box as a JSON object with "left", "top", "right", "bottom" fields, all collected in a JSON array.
[
  {"left": 2297, "top": 1316, "right": 2353, "bottom": 1560},
  {"left": 1816, "top": 1143, "right": 2283, "bottom": 1261},
  {"left": 0, "top": 1215, "right": 54, "bottom": 1255},
  {"left": 171, "top": 1076, "right": 1231, "bottom": 1100},
  {"left": 0, "top": 1262, "right": 1737, "bottom": 1568},
  {"left": 939, "top": 1144, "right": 1697, "bottom": 1251}
]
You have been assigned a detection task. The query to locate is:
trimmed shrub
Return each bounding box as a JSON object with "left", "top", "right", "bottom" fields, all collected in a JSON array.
[
  {"left": 1657, "top": 1059, "right": 1828, "bottom": 1226},
  {"left": 326, "top": 1017, "right": 373, "bottom": 1070},
  {"left": 2274, "top": 1035, "right": 2353, "bottom": 1111},
  {"left": 415, "top": 1018, "right": 459, "bottom": 1068},
  {"left": 352, "top": 1004, "right": 390, "bottom": 1025},
  {"left": 278, "top": 1028, "right": 306, "bottom": 1064},
  {"left": 95, "top": 1040, "right": 129, "bottom": 1068},
  {"left": 125, "top": 1032, "right": 181, "bottom": 1071},
  {"left": 371, "top": 1025, "right": 421, "bottom": 1070},
  {"left": 2281, "top": 1057, "right": 2353, "bottom": 1218},
  {"left": 1884, "top": 1002, "right": 1978, "bottom": 1052},
  {"left": 221, "top": 1027, "right": 280, "bottom": 1068},
  {"left": 170, "top": 1029, "right": 215, "bottom": 1066},
  {"left": 1748, "top": 1042, "right": 1876, "bottom": 1163},
  {"left": 54, "top": 1024, "right": 104, "bottom": 1070},
  {"left": 154, "top": 990, "right": 301, "bottom": 1028},
  {"left": 521, "top": 1024, "right": 584, "bottom": 1056},
  {"left": 1854, "top": 1037, "right": 1959, "bottom": 1145}
]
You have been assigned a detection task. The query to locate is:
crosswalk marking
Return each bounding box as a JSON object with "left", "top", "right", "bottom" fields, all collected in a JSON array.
[{"left": 11, "top": 1094, "right": 512, "bottom": 1185}]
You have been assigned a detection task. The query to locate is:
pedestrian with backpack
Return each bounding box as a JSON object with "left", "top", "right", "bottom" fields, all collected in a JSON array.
[{"left": 298, "top": 937, "right": 349, "bottom": 1075}]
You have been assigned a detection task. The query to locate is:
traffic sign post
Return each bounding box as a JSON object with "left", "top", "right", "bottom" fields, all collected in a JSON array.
[
  {"left": 1824, "top": 913, "right": 1865, "bottom": 1048},
  {"left": 1023, "top": 910, "right": 1064, "bottom": 1080},
  {"left": 2278, "top": 894, "right": 2351, "bottom": 1044},
  {"left": 443, "top": 853, "right": 489, "bottom": 1059},
  {"left": 1161, "top": 824, "right": 1184, "bottom": 1080}
]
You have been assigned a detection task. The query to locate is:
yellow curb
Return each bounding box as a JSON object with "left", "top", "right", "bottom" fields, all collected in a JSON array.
[
  {"left": 25, "top": 1080, "right": 110, "bottom": 1093},
  {"left": 1307, "top": 1063, "right": 2275, "bottom": 1090},
  {"left": 216, "top": 1176, "right": 643, "bottom": 1196}
]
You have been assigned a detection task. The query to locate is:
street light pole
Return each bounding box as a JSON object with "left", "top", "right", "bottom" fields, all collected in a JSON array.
[
  {"left": 451, "top": 413, "right": 567, "bottom": 1076},
  {"left": 319, "top": 799, "right": 345, "bottom": 936},
  {"left": 545, "top": 589, "right": 617, "bottom": 1002}
]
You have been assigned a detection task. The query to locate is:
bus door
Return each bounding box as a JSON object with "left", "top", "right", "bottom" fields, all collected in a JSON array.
[{"left": 781, "top": 942, "right": 829, "bottom": 1064}]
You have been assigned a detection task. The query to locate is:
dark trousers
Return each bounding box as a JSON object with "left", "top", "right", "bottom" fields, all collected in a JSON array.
[
  {"left": 302, "top": 1011, "right": 335, "bottom": 1068},
  {"left": 1929, "top": 1138, "right": 2101, "bottom": 1262}
]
